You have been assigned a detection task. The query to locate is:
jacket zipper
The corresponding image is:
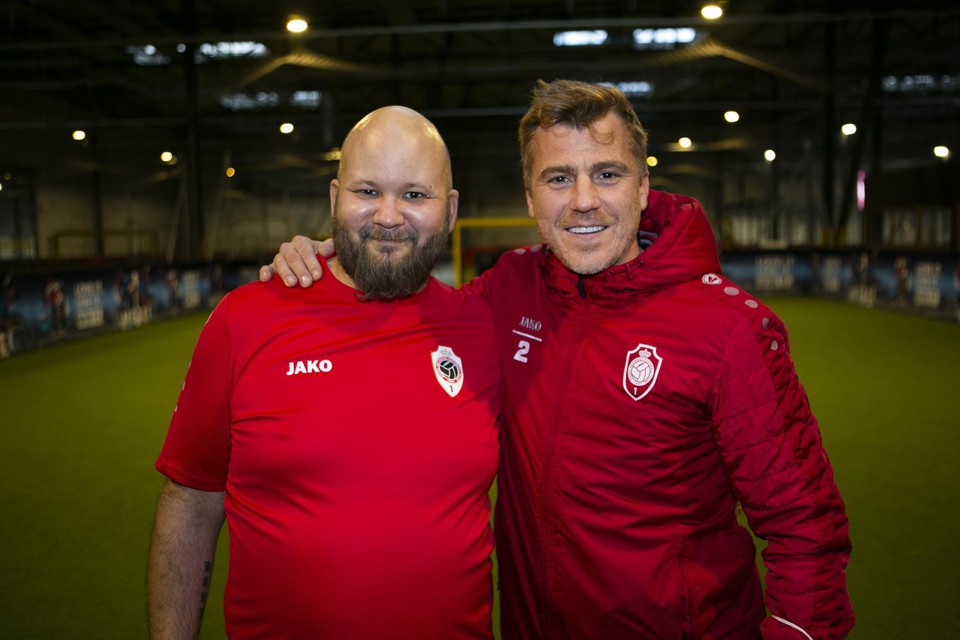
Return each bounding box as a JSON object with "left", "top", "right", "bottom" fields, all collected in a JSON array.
[{"left": 538, "top": 283, "right": 593, "bottom": 638}]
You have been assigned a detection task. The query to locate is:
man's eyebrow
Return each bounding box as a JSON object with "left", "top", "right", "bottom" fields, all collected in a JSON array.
[
  {"left": 401, "top": 182, "right": 436, "bottom": 192},
  {"left": 537, "top": 164, "right": 576, "bottom": 180},
  {"left": 344, "top": 179, "right": 379, "bottom": 189},
  {"left": 591, "top": 160, "right": 631, "bottom": 173}
]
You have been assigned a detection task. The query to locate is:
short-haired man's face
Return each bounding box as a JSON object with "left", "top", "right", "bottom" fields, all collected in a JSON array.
[
  {"left": 330, "top": 119, "right": 458, "bottom": 300},
  {"left": 525, "top": 112, "right": 648, "bottom": 275}
]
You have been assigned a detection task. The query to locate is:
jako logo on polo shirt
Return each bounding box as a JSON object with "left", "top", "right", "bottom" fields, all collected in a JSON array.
[
  {"left": 622, "top": 343, "right": 663, "bottom": 401},
  {"left": 286, "top": 359, "right": 333, "bottom": 376},
  {"left": 431, "top": 345, "right": 464, "bottom": 398}
]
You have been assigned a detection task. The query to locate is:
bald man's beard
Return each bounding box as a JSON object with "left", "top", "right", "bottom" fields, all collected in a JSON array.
[{"left": 332, "top": 210, "right": 451, "bottom": 301}]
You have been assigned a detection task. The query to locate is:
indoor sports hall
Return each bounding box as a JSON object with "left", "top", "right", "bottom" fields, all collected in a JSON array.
[{"left": 2, "top": 2, "right": 958, "bottom": 638}]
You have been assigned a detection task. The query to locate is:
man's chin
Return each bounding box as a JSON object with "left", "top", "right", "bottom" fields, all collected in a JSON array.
[
  {"left": 366, "top": 241, "right": 412, "bottom": 258},
  {"left": 553, "top": 248, "right": 607, "bottom": 275}
]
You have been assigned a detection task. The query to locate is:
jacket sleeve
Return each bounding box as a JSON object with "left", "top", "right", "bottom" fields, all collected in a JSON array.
[{"left": 710, "top": 312, "right": 855, "bottom": 639}]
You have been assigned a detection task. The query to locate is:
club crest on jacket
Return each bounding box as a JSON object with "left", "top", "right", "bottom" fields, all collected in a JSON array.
[{"left": 623, "top": 343, "right": 662, "bottom": 401}]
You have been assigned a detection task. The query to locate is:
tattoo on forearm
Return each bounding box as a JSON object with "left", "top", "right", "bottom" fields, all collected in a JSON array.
[{"left": 199, "top": 560, "right": 212, "bottom": 616}]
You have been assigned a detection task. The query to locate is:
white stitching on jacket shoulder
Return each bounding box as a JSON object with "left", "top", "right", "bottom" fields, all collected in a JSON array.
[{"left": 771, "top": 615, "right": 814, "bottom": 640}]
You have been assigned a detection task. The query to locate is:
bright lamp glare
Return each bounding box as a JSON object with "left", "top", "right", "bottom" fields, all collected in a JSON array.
[
  {"left": 72, "top": 130, "right": 86, "bottom": 141},
  {"left": 701, "top": 5, "right": 723, "bottom": 20},
  {"left": 764, "top": 149, "right": 777, "bottom": 162},
  {"left": 934, "top": 145, "right": 950, "bottom": 158},
  {"left": 632, "top": 28, "right": 698, "bottom": 48},
  {"left": 280, "top": 122, "right": 295, "bottom": 134},
  {"left": 646, "top": 156, "right": 658, "bottom": 167},
  {"left": 553, "top": 30, "right": 609, "bottom": 47},
  {"left": 841, "top": 123, "right": 857, "bottom": 136},
  {"left": 160, "top": 151, "right": 173, "bottom": 163},
  {"left": 724, "top": 110, "right": 740, "bottom": 123},
  {"left": 678, "top": 137, "right": 692, "bottom": 149},
  {"left": 287, "top": 18, "right": 308, "bottom": 34}
]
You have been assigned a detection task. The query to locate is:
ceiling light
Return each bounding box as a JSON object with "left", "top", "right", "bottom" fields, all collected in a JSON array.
[
  {"left": 841, "top": 123, "right": 857, "bottom": 136},
  {"left": 678, "top": 137, "right": 692, "bottom": 149},
  {"left": 599, "top": 81, "right": 655, "bottom": 98},
  {"left": 553, "top": 30, "right": 609, "bottom": 47},
  {"left": 226, "top": 167, "right": 236, "bottom": 178},
  {"left": 72, "top": 130, "right": 86, "bottom": 141},
  {"left": 287, "top": 17, "right": 308, "bottom": 34},
  {"left": 220, "top": 91, "right": 280, "bottom": 111},
  {"left": 646, "top": 156, "right": 658, "bottom": 167},
  {"left": 279, "top": 123, "right": 295, "bottom": 134},
  {"left": 126, "top": 45, "right": 171, "bottom": 66},
  {"left": 764, "top": 149, "right": 777, "bottom": 162},
  {"left": 934, "top": 145, "right": 950, "bottom": 159},
  {"left": 701, "top": 5, "right": 723, "bottom": 20},
  {"left": 291, "top": 91, "right": 322, "bottom": 108},
  {"left": 160, "top": 151, "right": 174, "bottom": 163},
  {"left": 197, "top": 41, "right": 269, "bottom": 61},
  {"left": 632, "top": 28, "right": 699, "bottom": 49},
  {"left": 724, "top": 110, "right": 740, "bottom": 123}
]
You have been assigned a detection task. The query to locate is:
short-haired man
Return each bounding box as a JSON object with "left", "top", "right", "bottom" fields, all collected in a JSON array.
[
  {"left": 149, "top": 106, "right": 501, "bottom": 639},
  {"left": 265, "top": 80, "right": 854, "bottom": 639}
]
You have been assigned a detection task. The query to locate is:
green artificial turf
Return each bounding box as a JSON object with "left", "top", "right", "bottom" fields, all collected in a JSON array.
[
  {"left": 0, "top": 299, "right": 958, "bottom": 638},
  {"left": 0, "top": 314, "right": 229, "bottom": 639}
]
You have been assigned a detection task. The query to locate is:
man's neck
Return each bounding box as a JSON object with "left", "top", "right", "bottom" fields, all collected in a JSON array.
[{"left": 326, "top": 256, "right": 357, "bottom": 290}]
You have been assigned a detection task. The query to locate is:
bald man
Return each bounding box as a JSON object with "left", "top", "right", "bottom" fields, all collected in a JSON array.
[{"left": 148, "top": 107, "right": 502, "bottom": 640}]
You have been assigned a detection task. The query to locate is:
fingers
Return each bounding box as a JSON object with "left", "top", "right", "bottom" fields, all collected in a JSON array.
[
  {"left": 258, "top": 265, "right": 276, "bottom": 283},
  {"left": 273, "top": 242, "right": 308, "bottom": 287},
  {"left": 292, "top": 235, "right": 324, "bottom": 282},
  {"left": 262, "top": 236, "right": 329, "bottom": 288},
  {"left": 318, "top": 238, "right": 335, "bottom": 258}
]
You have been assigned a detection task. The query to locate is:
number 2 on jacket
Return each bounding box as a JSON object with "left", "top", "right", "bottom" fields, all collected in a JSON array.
[{"left": 514, "top": 340, "right": 530, "bottom": 363}]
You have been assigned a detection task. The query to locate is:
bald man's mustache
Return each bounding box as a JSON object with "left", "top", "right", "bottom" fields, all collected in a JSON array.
[{"left": 360, "top": 226, "right": 418, "bottom": 243}]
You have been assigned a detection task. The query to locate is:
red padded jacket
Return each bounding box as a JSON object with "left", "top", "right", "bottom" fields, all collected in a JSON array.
[{"left": 471, "top": 190, "right": 854, "bottom": 639}]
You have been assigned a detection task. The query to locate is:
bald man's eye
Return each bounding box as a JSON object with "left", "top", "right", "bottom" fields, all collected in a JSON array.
[
  {"left": 353, "top": 188, "right": 379, "bottom": 197},
  {"left": 403, "top": 191, "right": 432, "bottom": 200}
]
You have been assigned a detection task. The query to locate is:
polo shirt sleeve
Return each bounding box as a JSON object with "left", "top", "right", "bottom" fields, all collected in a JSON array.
[{"left": 156, "top": 299, "right": 233, "bottom": 491}]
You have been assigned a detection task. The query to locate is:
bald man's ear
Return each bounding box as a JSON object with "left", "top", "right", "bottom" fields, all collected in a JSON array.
[
  {"left": 329, "top": 179, "right": 340, "bottom": 219},
  {"left": 447, "top": 188, "right": 460, "bottom": 232}
]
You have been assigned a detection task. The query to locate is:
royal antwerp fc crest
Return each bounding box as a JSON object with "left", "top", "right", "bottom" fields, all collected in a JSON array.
[
  {"left": 432, "top": 345, "right": 464, "bottom": 398},
  {"left": 622, "top": 343, "right": 663, "bottom": 401}
]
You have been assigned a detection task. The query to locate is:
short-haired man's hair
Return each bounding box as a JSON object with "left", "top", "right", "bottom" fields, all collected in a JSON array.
[{"left": 518, "top": 79, "right": 649, "bottom": 187}]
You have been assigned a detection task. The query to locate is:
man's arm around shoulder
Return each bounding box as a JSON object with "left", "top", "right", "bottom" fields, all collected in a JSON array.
[{"left": 148, "top": 479, "right": 225, "bottom": 640}]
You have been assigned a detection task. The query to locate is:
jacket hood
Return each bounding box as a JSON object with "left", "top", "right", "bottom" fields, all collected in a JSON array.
[{"left": 543, "top": 189, "right": 721, "bottom": 301}]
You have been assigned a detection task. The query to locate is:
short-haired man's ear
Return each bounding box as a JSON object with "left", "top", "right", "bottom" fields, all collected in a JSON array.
[
  {"left": 447, "top": 189, "right": 460, "bottom": 233},
  {"left": 638, "top": 173, "right": 650, "bottom": 212}
]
